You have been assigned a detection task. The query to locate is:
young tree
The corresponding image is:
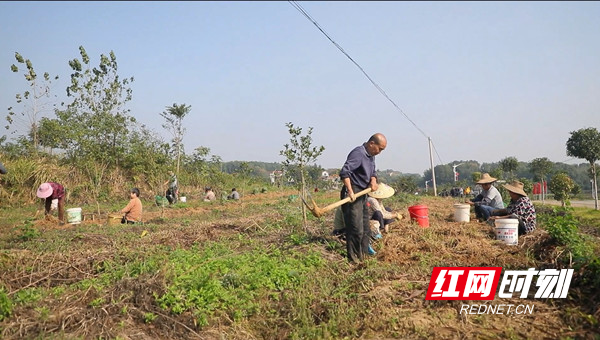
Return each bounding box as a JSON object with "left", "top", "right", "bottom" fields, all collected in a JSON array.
[
  {"left": 548, "top": 173, "right": 575, "bottom": 207},
  {"left": 499, "top": 156, "right": 519, "bottom": 180},
  {"left": 280, "top": 122, "right": 325, "bottom": 230},
  {"left": 566, "top": 127, "right": 600, "bottom": 210},
  {"left": 529, "top": 157, "right": 554, "bottom": 202},
  {"left": 160, "top": 103, "right": 191, "bottom": 174},
  {"left": 54, "top": 46, "right": 135, "bottom": 212},
  {"left": 6, "top": 52, "right": 58, "bottom": 152}
]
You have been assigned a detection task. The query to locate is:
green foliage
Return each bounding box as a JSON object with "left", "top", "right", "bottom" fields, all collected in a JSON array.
[
  {"left": 499, "top": 156, "right": 519, "bottom": 180},
  {"left": 538, "top": 206, "right": 592, "bottom": 260},
  {"left": 13, "top": 218, "right": 40, "bottom": 241},
  {"left": 567, "top": 127, "right": 600, "bottom": 209},
  {"left": 391, "top": 174, "right": 419, "bottom": 194},
  {"left": 529, "top": 157, "right": 554, "bottom": 182},
  {"left": 156, "top": 242, "right": 323, "bottom": 326},
  {"left": 549, "top": 173, "right": 576, "bottom": 205},
  {"left": 144, "top": 312, "right": 157, "bottom": 323},
  {"left": 567, "top": 127, "right": 600, "bottom": 165},
  {"left": 280, "top": 122, "right": 325, "bottom": 229},
  {"left": 0, "top": 287, "right": 12, "bottom": 322},
  {"left": 160, "top": 103, "right": 191, "bottom": 173},
  {"left": 6, "top": 52, "right": 58, "bottom": 150}
]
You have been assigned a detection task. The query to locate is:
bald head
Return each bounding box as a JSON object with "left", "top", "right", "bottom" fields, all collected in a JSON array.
[
  {"left": 365, "top": 133, "right": 387, "bottom": 156},
  {"left": 368, "top": 133, "right": 386, "bottom": 145}
]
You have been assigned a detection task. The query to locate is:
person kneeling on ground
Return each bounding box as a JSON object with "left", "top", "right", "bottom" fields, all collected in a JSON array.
[
  {"left": 121, "top": 188, "right": 143, "bottom": 224},
  {"left": 227, "top": 188, "right": 240, "bottom": 200},
  {"left": 366, "top": 183, "right": 403, "bottom": 234},
  {"left": 203, "top": 186, "right": 216, "bottom": 201},
  {"left": 466, "top": 173, "right": 504, "bottom": 222},
  {"left": 489, "top": 180, "right": 536, "bottom": 235},
  {"left": 164, "top": 171, "right": 178, "bottom": 204}
]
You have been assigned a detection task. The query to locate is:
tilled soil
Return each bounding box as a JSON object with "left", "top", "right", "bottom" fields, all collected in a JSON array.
[{"left": 1, "top": 191, "right": 598, "bottom": 339}]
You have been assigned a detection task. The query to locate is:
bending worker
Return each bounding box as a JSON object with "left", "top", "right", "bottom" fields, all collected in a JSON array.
[{"left": 37, "top": 182, "right": 66, "bottom": 224}]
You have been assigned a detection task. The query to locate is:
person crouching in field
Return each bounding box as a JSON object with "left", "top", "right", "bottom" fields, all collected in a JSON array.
[
  {"left": 489, "top": 181, "right": 536, "bottom": 235},
  {"left": 366, "top": 183, "right": 403, "bottom": 234},
  {"left": 37, "top": 182, "right": 66, "bottom": 225},
  {"left": 120, "top": 188, "right": 142, "bottom": 224}
]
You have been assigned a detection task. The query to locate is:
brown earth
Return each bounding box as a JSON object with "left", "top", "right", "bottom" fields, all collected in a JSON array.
[{"left": 1, "top": 191, "right": 599, "bottom": 339}]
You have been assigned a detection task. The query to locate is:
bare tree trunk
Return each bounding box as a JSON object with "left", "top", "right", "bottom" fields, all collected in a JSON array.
[
  {"left": 300, "top": 166, "right": 307, "bottom": 231},
  {"left": 593, "top": 164, "right": 598, "bottom": 210}
]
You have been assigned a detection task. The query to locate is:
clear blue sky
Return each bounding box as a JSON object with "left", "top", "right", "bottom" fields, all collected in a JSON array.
[{"left": 1, "top": 1, "right": 598, "bottom": 174}]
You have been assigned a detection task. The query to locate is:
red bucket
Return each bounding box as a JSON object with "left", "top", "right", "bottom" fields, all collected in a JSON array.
[{"left": 408, "top": 205, "right": 429, "bottom": 228}]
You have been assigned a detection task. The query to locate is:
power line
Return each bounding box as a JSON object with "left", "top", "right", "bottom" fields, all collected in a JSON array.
[{"left": 288, "top": 1, "right": 429, "bottom": 140}]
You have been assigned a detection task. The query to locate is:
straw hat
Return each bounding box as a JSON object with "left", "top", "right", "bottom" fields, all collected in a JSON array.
[
  {"left": 368, "top": 183, "right": 395, "bottom": 199},
  {"left": 503, "top": 180, "right": 527, "bottom": 197},
  {"left": 476, "top": 173, "right": 498, "bottom": 184},
  {"left": 37, "top": 182, "right": 53, "bottom": 198}
]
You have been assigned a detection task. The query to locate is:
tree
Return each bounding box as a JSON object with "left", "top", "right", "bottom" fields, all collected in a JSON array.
[
  {"left": 55, "top": 46, "right": 135, "bottom": 212},
  {"left": 280, "top": 122, "right": 325, "bottom": 230},
  {"left": 529, "top": 157, "right": 553, "bottom": 202},
  {"left": 6, "top": 52, "right": 58, "bottom": 151},
  {"left": 499, "top": 157, "right": 519, "bottom": 180},
  {"left": 392, "top": 174, "right": 419, "bottom": 194},
  {"left": 566, "top": 127, "right": 600, "bottom": 210},
  {"left": 160, "top": 103, "right": 191, "bottom": 174},
  {"left": 548, "top": 173, "right": 576, "bottom": 207}
]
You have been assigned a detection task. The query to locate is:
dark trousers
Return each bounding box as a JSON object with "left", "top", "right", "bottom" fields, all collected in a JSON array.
[
  {"left": 341, "top": 186, "right": 370, "bottom": 262},
  {"left": 372, "top": 207, "right": 394, "bottom": 230},
  {"left": 121, "top": 217, "right": 135, "bottom": 224},
  {"left": 166, "top": 187, "right": 177, "bottom": 204}
]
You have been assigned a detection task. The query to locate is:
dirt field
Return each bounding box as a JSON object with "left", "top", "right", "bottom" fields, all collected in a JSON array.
[{"left": 0, "top": 190, "right": 598, "bottom": 339}]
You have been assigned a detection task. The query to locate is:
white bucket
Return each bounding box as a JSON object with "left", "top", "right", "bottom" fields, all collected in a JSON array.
[
  {"left": 66, "top": 208, "right": 82, "bottom": 224},
  {"left": 180, "top": 196, "right": 187, "bottom": 203},
  {"left": 453, "top": 204, "right": 470, "bottom": 222},
  {"left": 495, "top": 218, "right": 519, "bottom": 245}
]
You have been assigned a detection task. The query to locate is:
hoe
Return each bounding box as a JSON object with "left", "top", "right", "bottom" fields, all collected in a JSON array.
[{"left": 301, "top": 188, "right": 372, "bottom": 218}]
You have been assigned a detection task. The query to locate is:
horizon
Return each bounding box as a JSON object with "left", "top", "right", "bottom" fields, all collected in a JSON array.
[{"left": 1, "top": 2, "right": 598, "bottom": 173}]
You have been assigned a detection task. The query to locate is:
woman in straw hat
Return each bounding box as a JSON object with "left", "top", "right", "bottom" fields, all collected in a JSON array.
[
  {"left": 489, "top": 180, "right": 536, "bottom": 235},
  {"left": 466, "top": 173, "right": 504, "bottom": 222},
  {"left": 367, "top": 183, "right": 403, "bottom": 234},
  {"left": 36, "top": 182, "right": 66, "bottom": 224}
]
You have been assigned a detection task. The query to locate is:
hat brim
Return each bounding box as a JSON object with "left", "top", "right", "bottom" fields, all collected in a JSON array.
[
  {"left": 503, "top": 184, "right": 527, "bottom": 197},
  {"left": 368, "top": 184, "right": 395, "bottom": 199},
  {"left": 37, "top": 186, "right": 53, "bottom": 198},
  {"left": 477, "top": 178, "right": 497, "bottom": 184}
]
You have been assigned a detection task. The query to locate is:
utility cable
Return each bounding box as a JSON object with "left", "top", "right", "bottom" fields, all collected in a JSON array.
[{"left": 288, "top": 1, "right": 429, "bottom": 140}]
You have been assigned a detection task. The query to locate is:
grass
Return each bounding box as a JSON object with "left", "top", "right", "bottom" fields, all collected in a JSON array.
[{"left": 0, "top": 190, "right": 599, "bottom": 339}]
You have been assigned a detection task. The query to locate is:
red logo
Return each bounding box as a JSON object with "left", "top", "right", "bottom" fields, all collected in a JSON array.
[{"left": 426, "top": 267, "right": 502, "bottom": 300}]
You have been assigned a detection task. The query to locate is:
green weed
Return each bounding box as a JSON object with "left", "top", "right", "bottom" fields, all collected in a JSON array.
[
  {"left": 144, "top": 312, "right": 157, "bottom": 323},
  {"left": 13, "top": 218, "right": 40, "bottom": 242},
  {"left": 0, "top": 287, "right": 12, "bottom": 322},
  {"left": 155, "top": 242, "right": 323, "bottom": 327},
  {"left": 539, "top": 206, "right": 593, "bottom": 259}
]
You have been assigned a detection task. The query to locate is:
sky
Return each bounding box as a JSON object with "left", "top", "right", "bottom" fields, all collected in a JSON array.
[{"left": 1, "top": 1, "right": 598, "bottom": 174}]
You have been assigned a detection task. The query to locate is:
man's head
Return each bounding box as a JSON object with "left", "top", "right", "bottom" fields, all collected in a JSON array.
[
  {"left": 365, "top": 133, "right": 387, "bottom": 156},
  {"left": 130, "top": 188, "right": 140, "bottom": 197}
]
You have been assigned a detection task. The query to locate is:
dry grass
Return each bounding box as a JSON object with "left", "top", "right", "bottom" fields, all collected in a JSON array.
[{"left": 0, "top": 191, "right": 598, "bottom": 339}]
